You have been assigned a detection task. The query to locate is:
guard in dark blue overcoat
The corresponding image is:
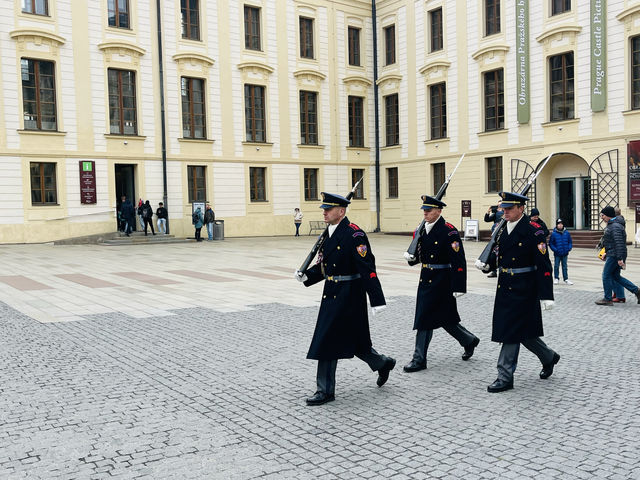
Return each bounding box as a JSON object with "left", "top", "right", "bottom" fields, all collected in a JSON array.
[
  {"left": 403, "top": 196, "right": 480, "bottom": 372},
  {"left": 296, "top": 192, "right": 396, "bottom": 406},
  {"left": 479, "top": 192, "right": 560, "bottom": 393}
]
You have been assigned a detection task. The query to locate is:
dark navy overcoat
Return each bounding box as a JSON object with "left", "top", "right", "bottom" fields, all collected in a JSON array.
[{"left": 303, "top": 217, "right": 385, "bottom": 360}]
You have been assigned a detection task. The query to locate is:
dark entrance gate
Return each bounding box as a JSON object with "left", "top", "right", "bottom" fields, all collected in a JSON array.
[
  {"left": 115, "top": 164, "right": 136, "bottom": 231},
  {"left": 511, "top": 158, "right": 537, "bottom": 209},
  {"left": 589, "top": 150, "right": 619, "bottom": 230}
]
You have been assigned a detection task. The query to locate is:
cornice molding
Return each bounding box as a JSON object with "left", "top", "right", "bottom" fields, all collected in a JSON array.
[
  {"left": 293, "top": 69, "right": 326, "bottom": 81},
  {"left": 98, "top": 40, "right": 146, "bottom": 57},
  {"left": 342, "top": 75, "right": 372, "bottom": 87},
  {"left": 471, "top": 44, "right": 509, "bottom": 61},
  {"left": 536, "top": 24, "right": 582, "bottom": 44},
  {"left": 237, "top": 61, "right": 274, "bottom": 74},
  {"left": 172, "top": 52, "right": 215, "bottom": 67},
  {"left": 10, "top": 28, "right": 65, "bottom": 46}
]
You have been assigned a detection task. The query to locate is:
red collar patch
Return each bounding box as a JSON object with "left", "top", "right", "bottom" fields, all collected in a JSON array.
[
  {"left": 530, "top": 221, "right": 541, "bottom": 228},
  {"left": 445, "top": 222, "right": 456, "bottom": 230},
  {"left": 348, "top": 223, "right": 361, "bottom": 230}
]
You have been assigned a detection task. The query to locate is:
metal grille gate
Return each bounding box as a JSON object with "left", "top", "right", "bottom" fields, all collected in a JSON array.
[
  {"left": 511, "top": 158, "right": 537, "bottom": 209},
  {"left": 589, "top": 149, "right": 619, "bottom": 229}
]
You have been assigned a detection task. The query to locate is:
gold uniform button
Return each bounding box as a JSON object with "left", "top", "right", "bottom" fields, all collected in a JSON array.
[
  {"left": 512, "top": 257, "right": 515, "bottom": 261},
  {"left": 500, "top": 256, "right": 503, "bottom": 259},
  {"left": 430, "top": 255, "right": 434, "bottom": 258},
  {"left": 428, "top": 280, "right": 432, "bottom": 283},
  {"left": 337, "top": 246, "right": 341, "bottom": 250},
  {"left": 518, "top": 242, "right": 522, "bottom": 246},
  {"left": 334, "top": 295, "right": 336, "bottom": 299},
  {"left": 323, "top": 295, "right": 326, "bottom": 298},
  {"left": 434, "top": 241, "right": 438, "bottom": 244},
  {"left": 498, "top": 285, "right": 501, "bottom": 288},
  {"left": 333, "top": 264, "right": 336, "bottom": 267},
  {"left": 420, "top": 279, "right": 422, "bottom": 282}
]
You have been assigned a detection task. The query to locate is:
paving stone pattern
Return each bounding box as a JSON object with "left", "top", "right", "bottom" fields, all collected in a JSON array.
[{"left": 1, "top": 286, "right": 640, "bottom": 479}]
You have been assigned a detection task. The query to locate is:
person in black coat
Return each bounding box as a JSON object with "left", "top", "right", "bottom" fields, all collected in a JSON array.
[
  {"left": 295, "top": 192, "right": 396, "bottom": 406},
  {"left": 142, "top": 200, "right": 155, "bottom": 236},
  {"left": 119, "top": 195, "right": 135, "bottom": 236},
  {"left": 476, "top": 191, "right": 560, "bottom": 393},
  {"left": 402, "top": 195, "right": 480, "bottom": 372},
  {"left": 529, "top": 207, "right": 549, "bottom": 237}
]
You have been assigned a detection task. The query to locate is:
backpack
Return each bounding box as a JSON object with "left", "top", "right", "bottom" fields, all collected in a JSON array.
[{"left": 192, "top": 211, "right": 199, "bottom": 224}]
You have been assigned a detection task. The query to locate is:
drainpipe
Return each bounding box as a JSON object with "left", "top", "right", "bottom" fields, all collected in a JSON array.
[
  {"left": 155, "top": 0, "right": 169, "bottom": 233},
  {"left": 372, "top": 0, "right": 381, "bottom": 232}
]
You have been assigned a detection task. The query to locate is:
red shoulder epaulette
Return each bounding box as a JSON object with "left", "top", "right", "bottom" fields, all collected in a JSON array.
[
  {"left": 348, "top": 223, "right": 361, "bottom": 230},
  {"left": 445, "top": 222, "right": 457, "bottom": 230},
  {"left": 530, "top": 221, "right": 541, "bottom": 228}
]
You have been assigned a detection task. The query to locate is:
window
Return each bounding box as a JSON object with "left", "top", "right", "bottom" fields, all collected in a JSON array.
[
  {"left": 432, "top": 163, "right": 445, "bottom": 195},
  {"left": 181, "top": 77, "right": 206, "bottom": 139},
  {"left": 486, "top": 157, "right": 503, "bottom": 192},
  {"left": 430, "top": 82, "right": 446, "bottom": 140},
  {"left": 348, "top": 27, "right": 361, "bottom": 66},
  {"left": 485, "top": 0, "right": 500, "bottom": 36},
  {"left": 351, "top": 169, "right": 365, "bottom": 199},
  {"left": 108, "top": 0, "right": 129, "bottom": 28},
  {"left": 187, "top": 166, "right": 206, "bottom": 203},
  {"left": 348, "top": 96, "right": 364, "bottom": 147},
  {"left": 484, "top": 68, "right": 504, "bottom": 131},
  {"left": 387, "top": 167, "right": 398, "bottom": 198},
  {"left": 384, "top": 25, "right": 395, "bottom": 65},
  {"left": 244, "top": 6, "right": 261, "bottom": 50},
  {"left": 550, "top": 52, "right": 574, "bottom": 121},
  {"left": 30, "top": 162, "right": 57, "bottom": 205},
  {"left": 304, "top": 168, "right": 319, "bottom": 201},
  {"left": 551, "top": 0, "right": 571, "bottom": 16},
  {"left": 181, "top": 0, "right": 200, "bottom": 40},
  {"left": 21, "top": 59, "right": 57, "bottom": 131},
  {"left": 632, "top": 36, "right": 640, "bottom": 110},
  {"left": 300, "top": 17, "right": 314, "bottom": 59},
  {"left": 22, "top": 0, "right": 48, "bottom": 15},
  {"left": 429, "top": 9, "right": 443, "bottom": 52},
  {"left": 108, "top": 69, "right": 137, "bottom": 135},
  {"left": 300, "top": 91, "right": 318, "bottom": 145},
  {"left": 245, "top": 84, "right": 266, "bottom": 142},
  {"left": 385, "top": 93, "right": 399, "bottom": 146},
  {"left": 249, "top": 167, "right": 267, "bottom": 201}
]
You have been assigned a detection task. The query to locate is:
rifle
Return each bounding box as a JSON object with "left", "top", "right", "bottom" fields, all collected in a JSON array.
[
  {"left": 406, "top": 154, "right": 465, "bottom": 257},
  {"left": 297, "top": 177, "right": 364, "bottom": 274},
  {"left": 476, "top": 152, "right": 555, "bottom": 267}
]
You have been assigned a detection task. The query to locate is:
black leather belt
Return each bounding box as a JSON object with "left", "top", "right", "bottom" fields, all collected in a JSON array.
[
  {"left": 421, "top": 263, "right": 452, "bottom": 269},
  {"left": 325, "top": 274, "right": 361, "bottom": 282},
  {"left": 500, "top": 266, "right": 536, "bottom": 275}
]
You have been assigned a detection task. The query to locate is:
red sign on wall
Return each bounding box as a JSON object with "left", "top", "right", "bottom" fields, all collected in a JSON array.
[
  {"left": 79, "top": 161, "right": 97, "bottom": 204},
  {"left": 628, "top": 141, "right": 640, "bottom": 205},
  {"left": 461, "top": 200, "right": 471, "bottom": 217}
]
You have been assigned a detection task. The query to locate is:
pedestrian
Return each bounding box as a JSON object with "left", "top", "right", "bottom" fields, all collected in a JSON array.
[
  {"left": 294, "top": 208, "right": 304, "bottom": 236},
  {"left": 549, "top": 218, "right": 573, "bottom": 285},
  {"left": 609, "top": 207, "right": 627, "bottom": 302},
  {"left": 120, "top": 195, "right": 135, "bottom": 236},
  {"left": 204, "top": 203, "right": 215, "bottom": 241},
  {"left": 137, "top": 198, "right": 145, "bottom": 230},
  {"left": 484, "top": 202, "right": 503, "bottom": 277},
  {"left": 595, "top": 206, "right": 640, "bottom": 305},
  {"left": 529, "top": 207, "right": 550, "bottom": 237},
  {"left": 401, "top": 195, "right": 480, "bottom": 373},
  {"left": 156, "top": 202, "right": 168, "bottom": 234},
  {"left": 475, "top": 191, "right": 559, "bottom": 393},
  {"left": 295, "top": 192, "right": 396, "bottom": 406},
  {"left": 192, "top": 206, "right": 204, "bottom": 242},
  {"left": 141, "top": 200, "right": 155, "bottom": 235}
]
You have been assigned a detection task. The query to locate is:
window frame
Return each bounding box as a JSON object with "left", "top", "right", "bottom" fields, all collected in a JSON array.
[
  {"left": 299, "top": 17, "right": 314, "bottom": 59},
  {"left": 108, "top": 0, "right": 130, "bottom": 29},
  {"left": 108, "top": 68, "right": 138, "bottom": 136},
  {"left": 484, "top": 68, "right": 504, "bottom": 132},
  {"left": 348, "top": 95, "right": 364, "bottom": 148},
  {"left": 30, "top": 162, "right": 58, "bottom": 205},
  {"left": 385, "top": 93, "right": 399, "bottom": 147},
  {"left": 549, "top": 52, "right": 574, "bottom": 122},
  {"left": 181, "top": 0, "right": 200, "bottom": 41},
  {"left": 244, "top": 5, "right": 261, "bottom": 51},
  {"left": 187, "top": 165, "right": 207, "bottom": 203},
  {"left": 486, "top": 156, "right": 503, "bottom": 193},
  {"left": 303, "top": 168, "right": 319, "bottom": 201},
  {"left": 485, "top": 0, "right": 500, "bottom": 36},
  {"left": 384, "top": 25, "right": 396, "bottom": 65},
  {"left": 351, "top": 169, "right": 365, "bottom": 200},
  {"left": 181, "top": 77, "right": 206, "bottom": 139},
  {"left": 429, "top": 82, "right": 447, "bottom": 140},
  {"left": 551, "top": 0, "right": 571, "bottom": 16},
  {"left": 632, "top": 35, "right": 640, "bottom": 110},
  {"left": 387, "top": 167, "right": 399, "bottom": 199},
  {"left": 299, "top": 90, "right": 318, "bottom": 146},
  {"left": 348, "top": 26, "right": 361, "bottom": 66},
  {"left": 432, "top": 163, "right": 446, "bottom": 196},
  {"left": 249, "top": 166, "right": 267, "bottom": 202},
  {"left": 429, "top": 8, "right": 443, "bottom": 53},
  {"left": 21, "top": 58, "right": 57, "bottom": 132},
  {"left": 22, "top": 0, "right": 48, "bottom": 16},
  {"left": 244, "top": 84, "right": 266, "bottom": 143}
]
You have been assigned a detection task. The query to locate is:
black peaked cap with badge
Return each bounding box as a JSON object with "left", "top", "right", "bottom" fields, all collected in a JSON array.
[
  {"left": 320, "top": 192, "right": 351, "bottom": 209},
  {"left": 420, "top": 195, "right": 446, "bottom": 210},
  {"left": 498, "top": 191, "right": 528, "bottom": 208}
]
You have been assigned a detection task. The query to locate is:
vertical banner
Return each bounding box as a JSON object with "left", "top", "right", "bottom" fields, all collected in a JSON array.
[
  {"left": 628, "top": 141, "right": 640, "bottom": 205},
  {"left": 79, "top": 160, "right": 97, "bottom": 204},
  {"left": 591, "top": 0, "right": 607, "bottom": 112},
  {"left": 516, "top": 0, "right": 530, "bottom": 123}
]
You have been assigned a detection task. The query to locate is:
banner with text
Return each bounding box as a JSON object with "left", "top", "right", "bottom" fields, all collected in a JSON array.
[
  {"left": 591, "top": 0, "right": 607, "bottom": 112},
  {"left": 628, "top": 141, "right": 640, "bottom": 205},
  {"left": 79, "top": 160, "right": 96, "bottom": 204},
  {"left": 516, "top": 0, "right": 530, "bottom": 123}
]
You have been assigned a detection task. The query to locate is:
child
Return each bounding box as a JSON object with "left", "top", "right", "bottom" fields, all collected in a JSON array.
[{"left": 549, "top": 218, "right": 573, "bottom": 285}]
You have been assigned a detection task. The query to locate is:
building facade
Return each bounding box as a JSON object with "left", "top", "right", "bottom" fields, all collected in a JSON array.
[{"left": 1, "top": 0, "right": 639, "bottom": 244}]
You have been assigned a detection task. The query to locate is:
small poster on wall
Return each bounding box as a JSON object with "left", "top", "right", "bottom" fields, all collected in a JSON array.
[
  {"left": 628, "top": 141, "right": 640, "bottom": 205},
  {"left": 79, "top": 161, "right": 96, "bottom": 204}
]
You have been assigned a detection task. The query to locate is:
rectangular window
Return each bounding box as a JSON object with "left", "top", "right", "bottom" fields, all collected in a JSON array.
[
  {"left": 632, "top": 36, "right": 640, "bottom": 110},
  {"left": 249, "top": 167, "right": 267, "bottom": 202},
  {"left": 245, "top": 84, "right": 266, "bottom": 142},
  {"left": 550, "top": 52, "right": 574, "bottom": 122},
  {"left": 304, "top": 168, "right": 319, "bottom": 201},
  {"left": 21, "top": 58, "right": 57, "bottom": 131},
  {"left": 351, "top": 169, "right": 365, "bottom": 199},
  {"left": 430, "top": 82, "right": 447, "bottom": 140},
  {"left": 300, "top": 17, "right": 314, "bottom": 59},
  {"left": 30, "top": 162, "right": 57, "bottom": 205},
  {"left": 300, "top": 90, "right": 318, "bottom": 145},
  {"left": 486, "top": 157, "right": 503, "bottom": 192},
  {"left": 551, "top": 0, "right": 571, "bottom": 16},
  {"left": 429, "top": 9, "right": 443, "bottom": 52},
  {"left": 108, "top": 69, "right": 137, "bottom": 135},
  {"left": 433, "top": 163, "right": 446, "bottom": 195},
  {"left": 181, "top": 0, "right": 200, "bottom": 40},
  {"left": 181, "top": 77, "right": 206, "bottom": 139},
  {"left": 387, "top": 167, "right": 398, "bottom": 198},
  {"left": 385, "top": 93, "right": 399, "bottom": 146},
  {"left": 244, "top": 5, "right": 261, "bottom": 51},
  {"left": 348, "top": 96, "right": 364, "bottom": 147},
  {"left": 348, "top": 27, "right": 361, "bottom": 66},
  {"left": 485, "top": 0, "right": 500, "bottom": 36},
  {"left": 108, "top": 0, "right": 129, "bottom": 28},
  {"left": 22, "top": 0, "right": 48, "bottom": 15},
  {"left": 484, "top": 68, "right": 504, "bottom": 131},
  {"left": 384, "top": 25, "right": 395, "bottom": 65},
  {"left": 187, "top": 166, "right": 206, "bottom": 203}
]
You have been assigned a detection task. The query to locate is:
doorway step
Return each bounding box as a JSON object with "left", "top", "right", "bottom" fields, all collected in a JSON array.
[
  {"left": 570, "top": 230, "right": 603, "bottom": 249},
  {"left": 99, "top": 231, "right": 195, "bottom": 246}
]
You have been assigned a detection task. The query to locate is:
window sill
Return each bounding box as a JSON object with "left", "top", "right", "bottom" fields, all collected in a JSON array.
[
  {"left": 381, "top": 144, "right": 401, "bottom": 151},
  {"left": 249, "top": 200, "right": 270, "bottom": 203},
  {"left": 423, "top": 137, "right": 449, "bottom": 145},
  {"left": 622, "top": 109, "right": 640, "bottom": 117},
  {"left": 106, "top": 26, "right": 135, "bottom": 34},
  {"left": 30, "top": 204, "right": 60, "bottom": 207},
  {"left": 477, "top": 128, "right": 507, "bottom": 137},
  {"left": 18, "top": 130, "right": 66, "bottom": 136},
  {"left": 180, "top": 37, "right": 203, "bottom": 44},
  {"left": 346, "top": 146, "right": 369, "bottom": 151},
  {"left": 243, "top": 141, "right": 273, "bottom": 146},
  {"left": 297, "top": 144, "right": 324, "bottom": 149},
  {"left": 178, "top": 137, "right": 214, "bottom": 144},
  {"left": 104, "top": 134, "right": 146, "bottom": 140},
  {"left": 541, "top": 118, "right": 580, "bottom": 127},
  {"left": 386, "top": 197, "right": 400, "bottom": 200}
]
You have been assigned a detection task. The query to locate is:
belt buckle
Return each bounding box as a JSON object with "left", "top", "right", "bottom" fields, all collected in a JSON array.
[
  {"left": 327, "top": 275, "right": 334, "bottom": 281},
  {"left": 501, "top": 267, "right": 508, "bottom": 273}
]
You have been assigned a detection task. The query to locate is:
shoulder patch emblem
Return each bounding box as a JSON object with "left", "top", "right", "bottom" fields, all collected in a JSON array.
[
  {"left": 356, "top": 244, "right": 368, "bottom": 257},
  {"left": 370, "top": 272, "right": 377, "bottom": 278},
  {"left": 530, "top": 221, "right": 541, "bottom": 228},
  {"left": 445, "top": 222, "right": 456, "bottom": 230},
  {"left": 348, "top": 223, "right": 361, "bottom": 230},
  {"left": 352, "top": 231, "right": 365, "bottom": 238},
  {"left": 451, "top": 241, "right": 460, "bottom": 252},
  {"left": 537, "top": 242, "right": 547, "bottom": 255},
  {"left": 534, "top": 230, "right": 545, "bottom": 236},
  {"left": 448, "top": 230, "right": 458, "bottom": 236}
]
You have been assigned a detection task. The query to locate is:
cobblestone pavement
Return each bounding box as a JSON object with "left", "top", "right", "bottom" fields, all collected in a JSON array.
[{"left": 1, "top": 235, "right": 640, "bottom": 478}]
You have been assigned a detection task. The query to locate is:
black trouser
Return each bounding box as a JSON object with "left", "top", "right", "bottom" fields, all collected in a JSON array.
[
  {"left": 496, "top": 339, "right": 556, "bottom": 382},
  {"left": 411, "top": 324, "right": 478, "bottom": 364},
  {"left": 143, "top": 218, "right": 155, "bottom": 235},
  {"left": 315, "top": 348, "right": 387, "bottom": 395},
  {"left": 195, "top": 227, "right": 202, "bottom": 240}
]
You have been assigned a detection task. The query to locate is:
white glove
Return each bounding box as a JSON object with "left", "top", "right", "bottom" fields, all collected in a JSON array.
[
  {"left": 541, "top": 300, "right": 555, "bottom": 310},
  {"left": 453, "top": 292, "right": 465, "bottom": 298},
  {"left": 474, "top": 259, "right": 491, "bottom": 272},
  {"left": 403, "top": 252, "right": 416, "bottom": 262},
  {"left": 294, "top": 270, "right": 308, "bottom": 282},
  {"left": 371, "top": 305, "right": 387, "bottom": 316}
]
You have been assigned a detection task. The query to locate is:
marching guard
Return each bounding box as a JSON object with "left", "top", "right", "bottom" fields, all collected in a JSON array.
[
  {"left": 403, "top": 196, "right": 480, "bottom": 372},
  {"left": 476, "top": 192, "right": 560, "bottom": 392},
  {"left": 295, "top": 192, "right": 396, "bottom": 406}
]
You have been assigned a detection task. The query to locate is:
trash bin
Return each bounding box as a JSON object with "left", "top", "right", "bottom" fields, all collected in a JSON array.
[{"left": 213, "top": 220, "right": 224, "bottom": 240}]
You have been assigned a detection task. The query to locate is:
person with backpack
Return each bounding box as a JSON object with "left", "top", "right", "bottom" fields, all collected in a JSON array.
[
  {"left": 204, "top": 204, "right": 215, "bottom": 241},
  {"left": 549, "top": 218, "right": 573, "bottom": 285},
  {"left": 192, "top": 207, "right": 204, "bottom": 242},
  {"left": 142, "top": 200, "right": 155, "bottom": 236}
]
